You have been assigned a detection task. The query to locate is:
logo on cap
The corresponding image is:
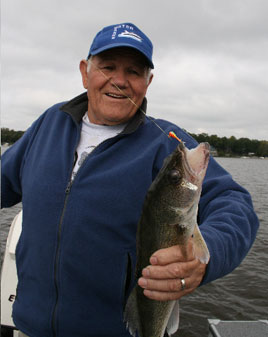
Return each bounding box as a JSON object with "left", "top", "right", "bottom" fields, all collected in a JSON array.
[
  {"left": 111, "top": 24, "right": 142, "bottom": 42},
  {"left": 118, "top": 30, "right": 143, "bottom": 42}
]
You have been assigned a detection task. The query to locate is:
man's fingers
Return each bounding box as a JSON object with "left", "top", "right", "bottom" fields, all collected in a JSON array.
[
  {"left": 143, "top": 289, "right": 183, "bottom": 301},
  {"left": 141, "top": 280, "right": 195, "bottom": 301},
  {"left": 138, "top": 241, "right": 208, "bottom": 301},
  {"left": 142, "top": 260, "right": 198, "bottom": 280},
  {"left": 138, "top": 276, "right": 190, "bottom": 293},
  {"left": 150, "top": 242, "right": 195, "bottom": 266}
]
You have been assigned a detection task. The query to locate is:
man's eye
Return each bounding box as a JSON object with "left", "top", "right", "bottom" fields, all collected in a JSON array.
[
  {"left": 102, "top": 66, "right": 114, "bottom": 71},
  {"left": 128, "top": 69, "right": 140, "bottom": 75}
]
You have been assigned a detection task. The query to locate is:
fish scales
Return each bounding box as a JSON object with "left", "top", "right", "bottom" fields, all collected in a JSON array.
[{"left": 124, "top": 141, "right": 210, "bottom": 337}]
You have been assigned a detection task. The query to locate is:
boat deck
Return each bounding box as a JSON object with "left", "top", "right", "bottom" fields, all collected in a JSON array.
[{"left": 208, "top": 319, "right": 268, "bottom": 337}]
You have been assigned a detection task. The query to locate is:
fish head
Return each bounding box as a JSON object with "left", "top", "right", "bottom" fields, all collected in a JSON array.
[
  {"left": 179, "top": 141, "right": 210, "bottom": 196},
  {"left": 150, "top": 142, "right": 210, "bottom": 227}
]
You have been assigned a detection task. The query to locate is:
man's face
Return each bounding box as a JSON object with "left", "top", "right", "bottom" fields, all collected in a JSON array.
[{"left": 80, "top": 47, "right": 153, "bottom": 125}]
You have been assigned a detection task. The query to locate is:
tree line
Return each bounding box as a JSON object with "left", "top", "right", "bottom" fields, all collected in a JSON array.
[
  {"left": 1, "top": 128, "right": 25, "bottom": 145},
  {"left": 189, "top": 132, "right": 268, "bottom": 157},
  {"left": 1, "top": 127, "right": 268, "bottom": 157}
]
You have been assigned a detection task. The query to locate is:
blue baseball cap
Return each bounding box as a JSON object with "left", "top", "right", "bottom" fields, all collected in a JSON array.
[{"left": 87, "top": 23, "right": 154, "bottom": 69}]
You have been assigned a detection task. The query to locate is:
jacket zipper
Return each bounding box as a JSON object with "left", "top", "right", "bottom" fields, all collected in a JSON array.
[
  {"left": 50, "top": 136, "right": 121, "bottom": 336},
  {"left": 51, "top": 179, "right": 73, "bottom": 337},
  {"left": 50, "top": 143, "right": 93, "bottom": 335}
]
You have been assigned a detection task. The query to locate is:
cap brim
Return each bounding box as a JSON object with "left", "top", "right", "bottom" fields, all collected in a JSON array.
[{"left": 88, "top": 43, "right": 154, "bottom": 69}]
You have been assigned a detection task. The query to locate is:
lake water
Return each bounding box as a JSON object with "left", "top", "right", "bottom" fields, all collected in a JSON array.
[
  {"left": 1, "top": 156, "right": 267, "bottom": 336},
  {"left": 178, "top": 157, "right": 268, "bottom": 336}
]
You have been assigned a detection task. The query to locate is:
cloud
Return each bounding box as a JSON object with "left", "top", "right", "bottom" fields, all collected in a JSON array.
[
  {"left": 1, "top": 0, "right": 268, "bottom": 140},
  {"left": 148, "top": 46, "right": 268, "bottom": 139}
]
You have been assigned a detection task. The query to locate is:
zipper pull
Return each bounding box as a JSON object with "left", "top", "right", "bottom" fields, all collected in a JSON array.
[{"left": 65, "top": 181, "right": 72, "bottom": 194}]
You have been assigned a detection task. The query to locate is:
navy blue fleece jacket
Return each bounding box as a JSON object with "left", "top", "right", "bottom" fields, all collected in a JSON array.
[{"left": 1, "top": 93, "right": 259, "bottom": 337}]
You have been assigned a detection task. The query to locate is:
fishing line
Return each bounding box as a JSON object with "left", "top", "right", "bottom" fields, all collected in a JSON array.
[{"left": 88, "top": 59, "right": 173, "bottom": 140}]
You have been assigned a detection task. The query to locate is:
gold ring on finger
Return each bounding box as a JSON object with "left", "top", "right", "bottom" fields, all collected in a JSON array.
[{"left": 180, "top": 278, "right": 186, "bottom": 291}]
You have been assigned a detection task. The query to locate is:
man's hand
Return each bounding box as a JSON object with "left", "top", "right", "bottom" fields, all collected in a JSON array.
[{"left": 137, "top": 239, "right": 207, "bottom": 301}]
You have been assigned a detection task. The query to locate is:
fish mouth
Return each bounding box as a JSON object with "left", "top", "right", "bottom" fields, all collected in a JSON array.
[{"left": 180, "top": 142, "right": 210, "bottom": 184}]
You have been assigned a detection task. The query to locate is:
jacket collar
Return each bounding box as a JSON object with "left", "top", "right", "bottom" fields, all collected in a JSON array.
[{"left": 60, "top": 92, "right": 147, "bottom": 135}]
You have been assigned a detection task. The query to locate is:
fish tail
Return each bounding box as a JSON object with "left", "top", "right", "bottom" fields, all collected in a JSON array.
[{"left": 124, "top": 286, "right": 141, "bottom": 337}]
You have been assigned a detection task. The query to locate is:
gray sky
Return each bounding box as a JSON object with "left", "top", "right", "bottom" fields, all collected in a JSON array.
[{"left": 2, "top": 0, "right": 268, "bottom": 140}]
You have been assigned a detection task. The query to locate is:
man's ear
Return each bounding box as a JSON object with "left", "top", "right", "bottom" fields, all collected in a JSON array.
[
  {"left": 79, "top": 60, "right": 89, "bottom": 89},
  {"left": 147, "top": 73, "right": 153, "bottom": 86}
]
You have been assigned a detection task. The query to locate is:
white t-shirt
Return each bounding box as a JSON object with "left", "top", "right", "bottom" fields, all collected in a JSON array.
[{"left": 71, "top": 114, "right": 126, "bottom": 180}]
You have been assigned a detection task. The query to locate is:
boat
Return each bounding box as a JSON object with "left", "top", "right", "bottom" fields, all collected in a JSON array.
[
  {"left": 1, "top": 211, "right": 22, "bottom": 336},
  {"left": 208, "top": 319, "right": 268, "bottom": 337}
]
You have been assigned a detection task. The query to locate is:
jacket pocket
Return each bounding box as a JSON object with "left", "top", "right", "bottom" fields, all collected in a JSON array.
[{"left": 122, "top": 251, "right": 137, "bottom": 311}]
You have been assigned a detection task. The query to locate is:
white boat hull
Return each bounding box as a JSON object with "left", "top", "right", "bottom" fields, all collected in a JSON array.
[{"left": 1, "top": 210, "right": 22, "bottom": 329}]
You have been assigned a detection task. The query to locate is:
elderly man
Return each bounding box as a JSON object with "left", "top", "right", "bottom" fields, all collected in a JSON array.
[{"left": 1, "top": 23, "right": 258, "bottom": 337}]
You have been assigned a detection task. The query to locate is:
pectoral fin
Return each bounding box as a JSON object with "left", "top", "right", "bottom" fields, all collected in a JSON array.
[
  {"left": 124, "top": 286, "right": 140, "bottom": 337},
  {"left": 166, "top": 300, "right": 180, "bottom": 336},
  {"left": 193, "top": 224, "right": 210, "bottom": 264}
]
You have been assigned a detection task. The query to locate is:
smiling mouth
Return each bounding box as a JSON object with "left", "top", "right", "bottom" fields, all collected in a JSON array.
[{"left": 106, "top": 93, "right": 128, "bottom": 99}]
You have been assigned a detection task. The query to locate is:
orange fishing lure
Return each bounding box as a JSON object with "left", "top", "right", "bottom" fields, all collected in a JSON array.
[{"left": 168, "top": 131, "right": 182, "bottom": 143}]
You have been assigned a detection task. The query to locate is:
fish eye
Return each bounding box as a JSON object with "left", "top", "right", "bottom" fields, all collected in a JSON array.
[{"left": 168, "top": 170, "right": 181, "bottom": 184}]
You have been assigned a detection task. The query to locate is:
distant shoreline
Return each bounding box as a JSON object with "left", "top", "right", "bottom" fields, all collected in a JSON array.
[
  {"left": 1, "top": 144, "right": 267, "bottom": 160},
  {"left": 1, "top": 127, "right": 268, "bottom": 158}
]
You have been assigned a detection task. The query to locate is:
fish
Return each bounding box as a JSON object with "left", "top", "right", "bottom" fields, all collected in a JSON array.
[{"left": 124, "top": 141, "right": 210, "bottom": 337}]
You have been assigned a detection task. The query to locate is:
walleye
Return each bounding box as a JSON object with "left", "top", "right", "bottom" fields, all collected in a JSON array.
[{"left": 124, "top": 141, "right": 210, "bottom": 337}]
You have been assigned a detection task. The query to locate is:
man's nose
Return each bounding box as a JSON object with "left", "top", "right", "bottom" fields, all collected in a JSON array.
[{"left": 111, "top": 70, "right": 128, "bottom": 89}]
